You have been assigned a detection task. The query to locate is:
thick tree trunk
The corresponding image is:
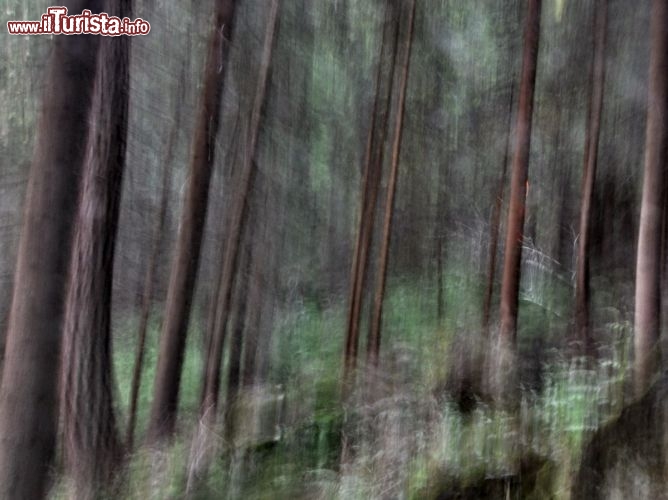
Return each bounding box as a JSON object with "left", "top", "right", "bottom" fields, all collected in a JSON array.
[
  {"left": 148, "top": 0, "right": 237, "bottom": 441},
  {"left": 367, "top": 0, "right": 417, "bottom": 368},
  {"left": 575, "top": 0, "right": 607, "bottom": 353},
  {"left": 200, "top": 0, "right": 279, "bottom": 419},
  {"left": 0, "top": 1, "right": 101, "bottom": 497},
  {"left": 126, "top": 79, "right": 182, "bottom": 450},
  {"left": 343, "top": 2, "right": 400, "bottom": 391},
  {"left": 59, "top": 3, "right": 131, "bottom": 495},
  {"left": 498, "top": 0, "right": 541, "bottom": 343},
  {"left": 634, "top": 0, "right": 668, "bottom": 396}
]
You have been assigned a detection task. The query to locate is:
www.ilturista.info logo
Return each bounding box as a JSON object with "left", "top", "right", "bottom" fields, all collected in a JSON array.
[{"left": 7, "top": 7, "right": 150, "bottom": 36}]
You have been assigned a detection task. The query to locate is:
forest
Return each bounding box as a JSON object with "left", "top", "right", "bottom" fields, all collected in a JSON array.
[{"left": 1, "top": 0, "right": 667, "bottom": 498}]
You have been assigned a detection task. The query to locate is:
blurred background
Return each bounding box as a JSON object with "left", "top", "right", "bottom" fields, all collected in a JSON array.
[{"left": 1, "top": 0, "right": 666, "bottom": 498}]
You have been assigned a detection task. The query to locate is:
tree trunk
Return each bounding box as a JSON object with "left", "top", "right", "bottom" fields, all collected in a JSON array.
[
  {"left": 634, "top": 0, "right": 668, "bottom": 396},
  {"left": 148, "top": 0, "right": 237, "bottom": 441},
  {"left": 498, "top": 0, "right": 541, "bottom": 343},
  {"left": 198, "top": 111, "right": 243, "bottom": 404},
  {"left": 59, "top": 1, "right": 131, "bottom": 496},
  {"left": 241, "top": 170, "right": 273, "bottom": 389},
  {"left": 0, "top": 1, "right": 101, "bottom": 497},
  {"left": 126, "top": 74, "right": 183, "bottom": 450},
  {"left": 224, "top": 226, "right": 255, "bottom": 441},
  {"left": 240, "top": 248, "right": 265, "bottom": 388},
  {"left": 200, "top": 0, "right": 279, "bottom": 420},
  {"left": 436, "top": 236, "right": 445, "bottom": 322},
  {"left": 482, "top": 84, "right": 515, "bottom": 333},
  {"left": 367, "top": 0, "right": 417, "bottom": 368},
  {"left": 575, "top": 0, "right": 607, "bottom": 353},
  {"left": 343, "top": 1, "right": 400, "bottom": 391}
]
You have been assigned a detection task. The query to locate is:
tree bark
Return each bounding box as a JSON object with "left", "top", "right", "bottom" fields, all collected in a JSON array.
[
  {"left": 482, "top": 85, "right": 515, "bottom": 333},
  {"left": 634, "top": 0, "right": 668, "bottom": 396},
  {"left": 343, "top": 1, "right": 400, "bottom": 391},
  {"left": 200, "top": 0, "right": 279, "bottom": 420},
  {"left": 498, "top": 0, "right": 541, "bottom": 343},
  {"left": 575, "top": 0, "right": 607, "bottom": 353},
  {"left": 148, "top": 0, "right": 237, "bottom": 441},
  {"left": 241, "top": 172, "right": 273, "bottom": 389},
  {"left": 224, "top": 226, "right": 255, "bottom": 440},
  {"left": 240, "top": 248, "right": 265, "bottom": 388},
  {"left": 0, "top": 1, "right": 101, "bottom": 497},
  {"left": 59, "top": 2, "right": 131, "bottom": 495},
  {"left": 367, "top": 0, "right": 417, "bottom": 368},
  {"left": 126, "top": 74, "right": 183, "bottom": 450}
]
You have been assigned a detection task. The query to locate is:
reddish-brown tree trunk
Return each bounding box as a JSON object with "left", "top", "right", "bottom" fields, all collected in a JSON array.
[
  {"left": 59, "top": 2, "right": 131, "bottom": 496},
  {"left": 367, "top": 0, "right": 417, "bottom": 368},
  {"left": 200, "top": 0, "right": 279, "bottom": 420},
  {"left": 343, "top": 2, "right": 400, "bottom": 391},
  {"left": 148, "top": 0, "right": 237, "bottom": 441},
  {"left": 0, "top": 2, "right": 101, "bottom": 497},
  {"left": 482, "top": 84, "right": 514, "bottom": 333},
  {"left": 498, "top": 0, "right": 542, "bottom": 343},
  {"left": 575, "top": 0, "right": 607, "bottom": 353},
  {"left": 634, "top": 0, "right": 668, "bottom": 396}
]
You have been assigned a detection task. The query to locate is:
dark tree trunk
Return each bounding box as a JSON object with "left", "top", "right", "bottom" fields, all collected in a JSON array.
[
  {"left": 240, "top": 248, "right": 265, "bottom": 388},
  {"left": 575, "top": 0, "right": 607, "bottom": 353},
  {"left": 199, "top": 111, "right": 243, "bottom": 404},
  {"left": 0, "top": 1, "right": 101, "bottom": 497},
  {"left": 148, "top": 0, "right": 237, "bottom": 441},
  {"left": 367, "top": 0, "right": 417, "bottom": 368},
  {"left": 59, "top": 1, "right": 131, "bottom": 496},
  {"left": 343, "top": 1, "right": 400, "bottom": 391},
  {"left": 634, "top": 0, "right": 668, "bottom": 396},
  {"left": 201, "top": 0, "right": 279, "bottom": 420},
  {"left": 224, "top": 226, "right": 255, "bottom": 440},
  {"left": 126, "top": 74, "right": 183, "bottom": 450},
  {"left": 242, "top": 174, "right": 274, "bottom": 389},
  {"left": 498, "top": 0, "right": 541, "bottom": 343},
  {"left": 436, "top": 235, "right": 445, "bottom": 322}
]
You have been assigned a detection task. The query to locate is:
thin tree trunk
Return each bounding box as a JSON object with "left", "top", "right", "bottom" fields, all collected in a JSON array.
[
  {"left": 200, "top": 0, "right": 279, "bottom": 420},
  {"left": 241, "top": 175, "right": 272, "bottom": 389},
  {"left": 343, "top": 2, "right": 400, "bottom": 391},
  {"left": 436, "top": 236, "right": 444, "bottom": 321},
  {"left": 240, "top": 254, "right": 265, "bottom": 388},
  {"left": 0, "top": 1, "right": 101, "bottom": 497},
  {"left": 367, "top": 0, "right": 417, "bottom": 368},
  {"left": 482, "top": 84, "right": 515, "bottom": 333},
  {"left": 198, "top": 110, "right": 243, "bottom": 406},
  {"left": 224, "top": 225, "right": 255, "bottom": 441},
  {"left": 575, "top": 0, "right": 607, "bottom": 353},
  {"left": 634, "top": 0, "right": 668, "bottom": 397},
  {"left": 498, "top": 0, "right": 541, "bottom": 343},
  {"left": 148, "top": 0, "right": 237, "bottom": 441},
  {"left": 60, "top": 1, "right": 131, "bottom": 495},
  {"left": 126, "top": 80, "right": 183, "bottom": 450}
]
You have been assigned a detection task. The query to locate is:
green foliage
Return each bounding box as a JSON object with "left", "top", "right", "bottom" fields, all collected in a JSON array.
[{"left": 113, "top": 313, "right": 205, "bottom": 439}]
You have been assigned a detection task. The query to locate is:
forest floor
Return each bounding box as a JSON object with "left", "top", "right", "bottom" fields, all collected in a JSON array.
[{"left": 48, "top": 278, "right": 634, "bottom": 499}]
